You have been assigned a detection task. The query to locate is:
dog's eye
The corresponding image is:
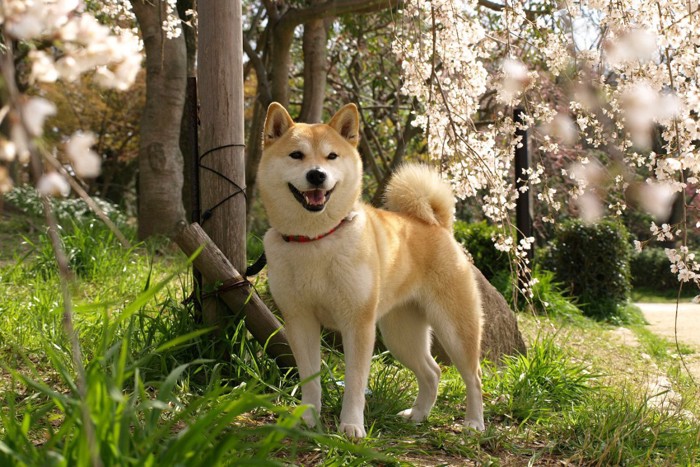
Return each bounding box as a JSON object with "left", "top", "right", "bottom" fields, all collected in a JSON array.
[
  {"left": 289, "top": 151, "right": 304, "bottom": 160},
  {"left": 328, "top": 152, "right": 339, "bottom": 160}
]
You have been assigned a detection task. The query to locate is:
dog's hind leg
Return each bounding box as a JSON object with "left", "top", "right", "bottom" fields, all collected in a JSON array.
[
  {"left": 428, "top": 292, "right": 485, "bottom": 432},
  {"left": 378, "top": 306, "right": 441, "bottom": 422},
  {"left": 285, "top": 314, "right": 322, "bottom": 427}
]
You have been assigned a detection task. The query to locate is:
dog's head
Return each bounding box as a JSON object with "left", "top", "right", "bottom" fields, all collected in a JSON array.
[{"left": 257, "top": 103, "right": 363, "bottom": 237}]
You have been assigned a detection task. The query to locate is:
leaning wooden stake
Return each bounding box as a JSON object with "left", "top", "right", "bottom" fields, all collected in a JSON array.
[{"left": 174, "top": 221, "right": 296, "bottom": 370}]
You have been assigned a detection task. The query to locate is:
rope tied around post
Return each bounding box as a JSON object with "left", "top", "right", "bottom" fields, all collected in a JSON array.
[
  {"left": 198, "top": 143, "right": 247, "bottom": 224},
  {"left": 198, "top": 276, "right": 250, "bottom": 302}
]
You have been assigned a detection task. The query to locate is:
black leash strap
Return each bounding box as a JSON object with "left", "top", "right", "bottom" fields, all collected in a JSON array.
[{"left": 245, "top": 251, "right": 267, "bottom": 277}]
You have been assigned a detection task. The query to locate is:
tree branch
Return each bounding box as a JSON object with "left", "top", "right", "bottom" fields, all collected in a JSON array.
[
  {"left": 476, "top": 0, "right": 539, "bottom": 21},
  {"left": 279, "top": 0, "right": 401, "bottom": 33},
  {"left": 243, "top": 38, "right": 272, "bottom": 106}
]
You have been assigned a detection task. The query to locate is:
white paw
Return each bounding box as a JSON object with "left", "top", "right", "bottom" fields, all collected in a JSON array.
[
  {"left": 397, "top": 408, "right": 428, "bottom": 423},
  {"left": 339, "top": 422, "right": 366, "bottom": 439},
  {"left": 464, "top": 418, "right": 485, "bottom": 432},
  {"left": 301, "top": 407, "right": 318, "bottom": 428}
]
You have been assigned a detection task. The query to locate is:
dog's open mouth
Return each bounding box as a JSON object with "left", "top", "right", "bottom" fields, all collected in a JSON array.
[{"left": 288, "top": 183, "right": 334, "bottom": 212}]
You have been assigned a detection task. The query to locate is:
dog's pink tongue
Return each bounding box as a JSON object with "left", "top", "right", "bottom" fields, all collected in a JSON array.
[{"left": 304, "top": 189, "right": 326, "bottom": 205}]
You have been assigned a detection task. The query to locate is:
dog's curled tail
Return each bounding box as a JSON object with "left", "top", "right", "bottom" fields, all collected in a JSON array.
[{"left": 384, "top": 164, "right": 455, "bottom": 230}]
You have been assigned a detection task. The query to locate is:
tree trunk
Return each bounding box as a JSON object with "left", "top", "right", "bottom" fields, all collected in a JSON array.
[
  {"left": 197, "top": 0, "right": 246, "bottom": 332},
  {"left": 244, "top": 0, "right": 400, "bottom": 211},
  {"left": 299, "top": 13, "right": 328, "bottom": 123},
  {"left": 270, "top": 24, "right": 295, "bottom": 107},
  {"left": 132, "top": 0, "right": 187, "bottom": 239},
  {"left": 245, "top": 101, "right": 265, "bottom": 216}
]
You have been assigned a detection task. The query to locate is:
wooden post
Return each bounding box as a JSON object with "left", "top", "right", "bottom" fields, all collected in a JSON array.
[
  {"left": 174, "top": 222, "right": 296, "bottom": 370},
  {"left": 197, "top": 2, "right": 246, "bottom": 332},
  {"left": 183, "top": 76, "right": 202, "bottom": 320}
]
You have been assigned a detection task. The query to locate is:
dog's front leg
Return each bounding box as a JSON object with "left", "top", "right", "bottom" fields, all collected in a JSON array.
[
  {"left": 338, "top": 322, "right": 375, "bottom": 438},
  {"left": 285, "top": 315, "right": 322, "bottom": 427}
]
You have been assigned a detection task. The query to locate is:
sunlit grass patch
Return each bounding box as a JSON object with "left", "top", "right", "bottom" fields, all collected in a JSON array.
[{"left": 1, "top": 208, "right": 699, "bottom": 465}]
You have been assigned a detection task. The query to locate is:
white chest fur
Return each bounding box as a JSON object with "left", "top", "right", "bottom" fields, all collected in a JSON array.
[{"left": 263, "top": 213, "right": 375, "bottom": 329}]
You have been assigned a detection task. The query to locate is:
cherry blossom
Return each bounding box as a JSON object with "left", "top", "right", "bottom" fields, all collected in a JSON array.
[
  {"left": 65, "top": 131, "right": 101, "bottom": 178},
  {"left": 36, "top": 172, "right": 70, "bottom": 197},
  {"left": 21, "top": 97, "right": 56, "bottom": 136},
  {"left": 0, "top": 166, "right": 12, "bottom": 193},
  {"left": 395, "top": 0, "right": 700, "bottom": 293},
  {"left": 0, "top": 0, "right": 142, "bottom": 198}
]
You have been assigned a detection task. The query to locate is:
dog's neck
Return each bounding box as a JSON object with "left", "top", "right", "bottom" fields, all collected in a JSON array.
[{"left": 281, "top": 211, "right": 357, "bottom": 243}]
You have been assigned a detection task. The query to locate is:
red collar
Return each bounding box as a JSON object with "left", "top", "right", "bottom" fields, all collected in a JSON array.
[{"left": 282, "top": 218, "right": 348, "bottom": 243}]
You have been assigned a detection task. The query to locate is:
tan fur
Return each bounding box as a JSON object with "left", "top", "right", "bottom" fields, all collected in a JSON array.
[{"left": 257, "top": 103, "right": 485, "bottom": 438}]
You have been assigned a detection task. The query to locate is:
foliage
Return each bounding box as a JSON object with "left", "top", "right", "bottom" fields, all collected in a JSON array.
[
  {"left": 491, "top": 267, "right": 583, "bottom": 319},
  {"left": 544, "top": 219, "right": 632, "bottom": 320},
  {"left": 392, "top": 0, "right": 700, "bottom": 301},
  {"left": 454, "top": 220, "right": 510, "bottom": 281},
  {"left": 4, "top": 186, "right": 128, "bottom": 230},
  {"left": 490, "top": 333, "right": 597, "bottom": 422},
  {"left": 41, "top": 73, "right": 145, "bottom": 206},
  {"left": 631, "top": 247, "right": 700, "bottom": 296},
  {"left": 0, "top": 225, "right": 386, "bottom": 466}
]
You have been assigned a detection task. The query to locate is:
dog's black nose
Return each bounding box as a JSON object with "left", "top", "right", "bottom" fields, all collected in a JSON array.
[{"left": 306, "top": 169, "right": 327, "bottom": 186}]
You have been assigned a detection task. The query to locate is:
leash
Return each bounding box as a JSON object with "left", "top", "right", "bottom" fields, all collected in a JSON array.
[{"left": 245, "top": 251, "right": 267, "bottom": 277}]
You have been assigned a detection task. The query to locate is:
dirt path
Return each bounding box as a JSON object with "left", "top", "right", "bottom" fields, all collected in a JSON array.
[{"left": 636, "top": 302, "right": 700, "bottom": 380}]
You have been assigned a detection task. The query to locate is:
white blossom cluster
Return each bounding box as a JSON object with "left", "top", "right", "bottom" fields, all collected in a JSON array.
[
  {"left": 0, "top": 0, "right": 142, "bottom": 196},
  {"left": 393, "top": 0, "right": 520, "bottom": 259},
  {"left": 162, "top": 0, "right": 181, "bottom": 39},
  {"left": 393, "top": 0, "right": 542, "bottom": 294},
  {"left": 395, "top": 0, "right": 700, "bottom": 294},
  {"left": 665, "top": 246, "right": 700, "bottom": 284}
]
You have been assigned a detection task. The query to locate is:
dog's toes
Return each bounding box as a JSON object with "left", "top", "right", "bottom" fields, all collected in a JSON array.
[
  {"left": 464, "top": 418, "right": 485, "bottom": 432},
  {"left": 339, "top": 422, "right": 366, "bottom": 439},
  {"left": 398, "top": 408, "right": 427, "bottom": 422},
  {"left": 301, "top": 407, "right": 317, "bottom": 428}
]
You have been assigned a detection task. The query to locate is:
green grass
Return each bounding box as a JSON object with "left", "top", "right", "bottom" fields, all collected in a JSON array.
[
  {"left": 1, "top": 206, "right": 699, "bottom": 465},
  {"left": 0, "top": 212, "right": 383, "bottom": 465},
  {"left": 632, "top": 287, "right": 698, "bottom": 303}
]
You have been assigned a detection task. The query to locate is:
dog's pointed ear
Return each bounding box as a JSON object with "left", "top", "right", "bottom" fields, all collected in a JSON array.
[
  {"left": 328, "top": 104, "right": 360, "bottom": 147},
  {"left": 263, "top": 102, "right": 295, "bottom": 148}
]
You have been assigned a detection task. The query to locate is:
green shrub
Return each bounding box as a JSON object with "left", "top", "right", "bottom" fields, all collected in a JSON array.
[
  {"left": 454, "top": 220, "right": 510, "bottom": 280},
  {"left": 630, "top": 247, "right": 686, "bottom": 293},
  {"left": 546, "top": 219, "right": 631, "bottom": 320},
  {"left": 4, "top": 185, "right": 129, "bottom": 230}
]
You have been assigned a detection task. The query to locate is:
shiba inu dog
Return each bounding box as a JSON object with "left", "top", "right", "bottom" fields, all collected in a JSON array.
[{"left": 257, "top": 102, "right": 484, "bottom": 438}]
